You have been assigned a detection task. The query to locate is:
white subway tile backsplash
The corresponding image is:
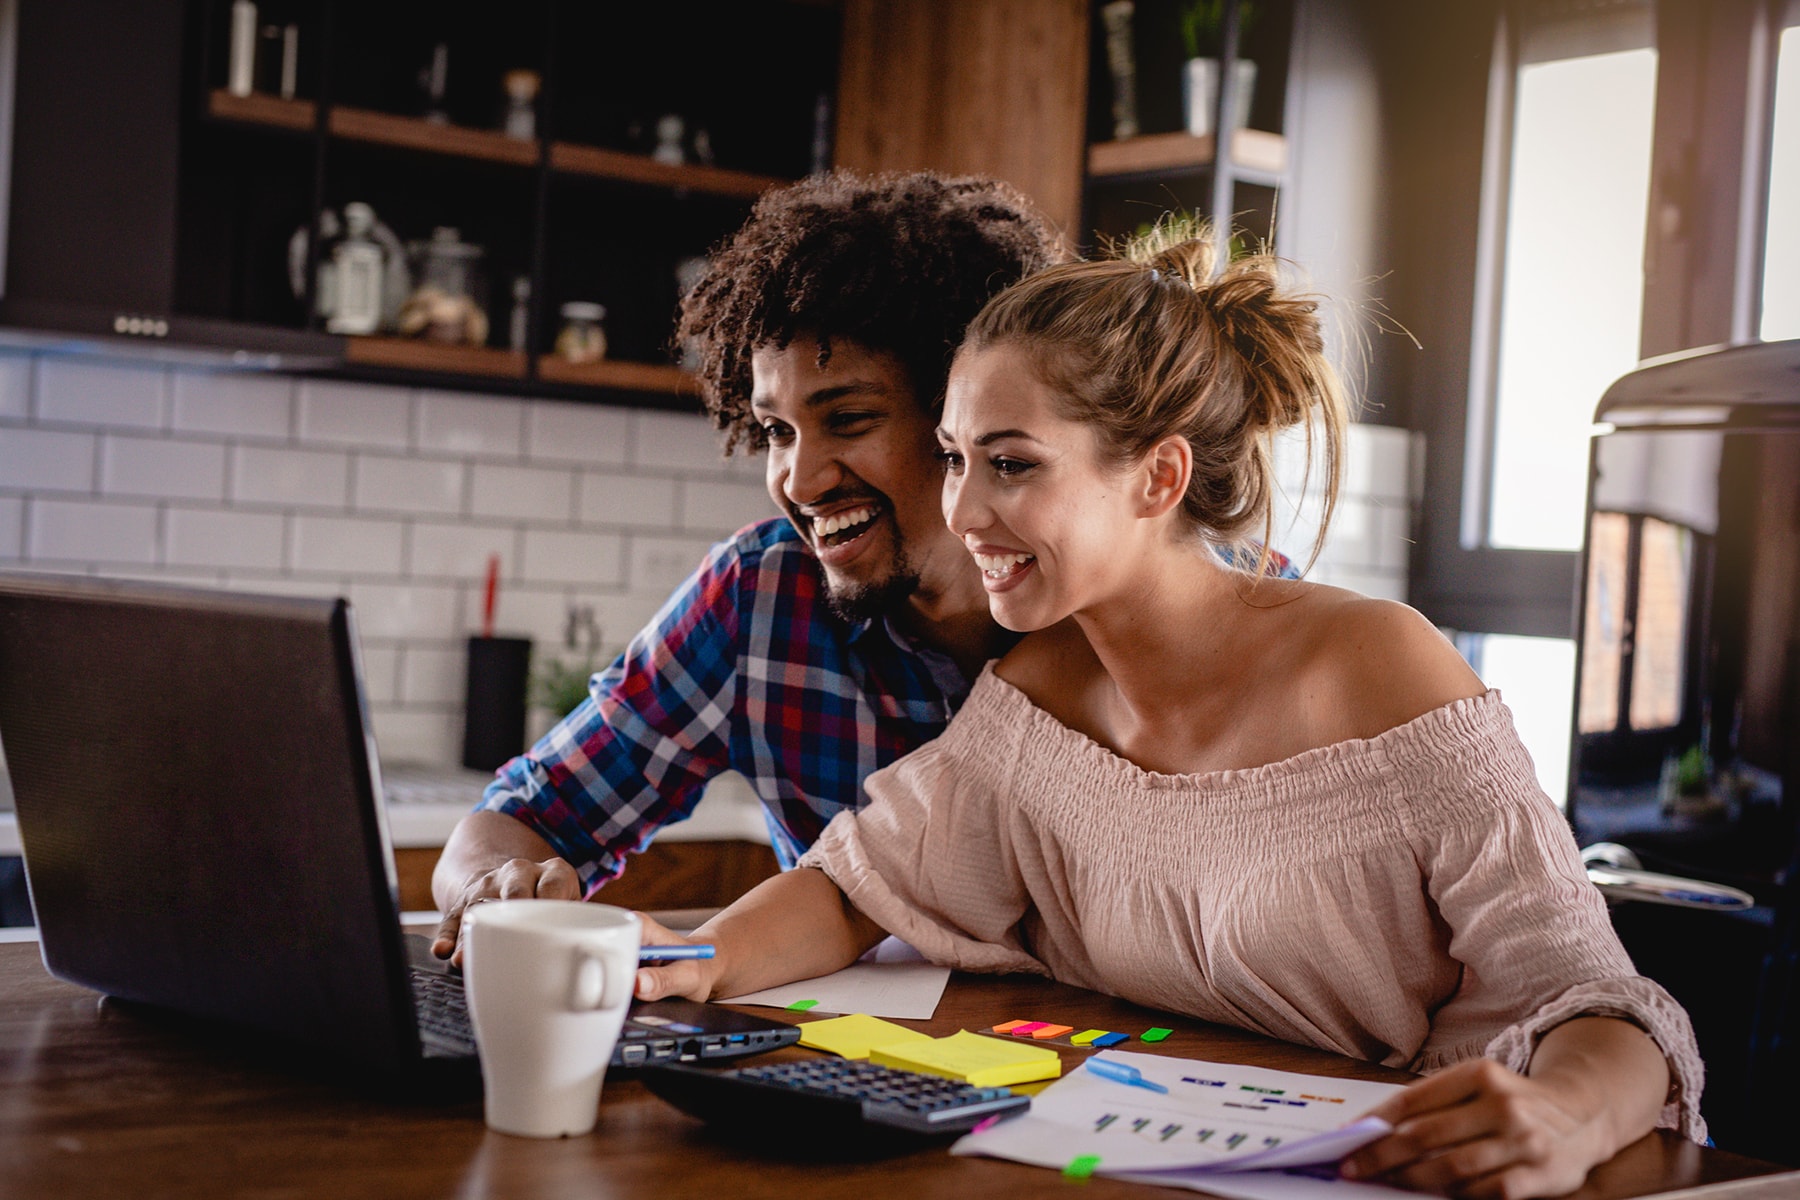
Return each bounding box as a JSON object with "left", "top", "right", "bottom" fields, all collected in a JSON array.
[
  {"left": 410, "top": 522, "right": 519, "bottom": 582},
  {"left": 1376, "top": 502, "right": 1414, "bottom": 573},
  {"left": 35, "top": 359, "right": 167, "bottom": 429},
  {"left": 101, "top": 436, "right": 226, "bottom": 502},
  {"left": 171, "top": 370, "right": 294, "bottom": 439},
  {"left": 400, "top": 644, "right": 467, "bottom": 705},
  {"left": 370, "top": 707, "right": 460, "bottom": 765},
  {"left": 221, "top": 573, "right": 347, "bottom": 601},
  {"left": 582, "top": 590, "right": 669, "bottom": 653},
  {"left": 296, "top": 380, "right": 412, "bottom": 449},
  {"left": 290, "top": 514, "right": 405, "bottom": 575},
  {"left": 1319, "top": 564, "right": 1408, "bottom": 603},
  {"left": 1344, "top": 423, "right": 1413, "bottom": 502},
  {"left": 526, "top": 400, "right": 630, "bottom": 467},
  {"left": 165, "top": 507, "right": 285, "bottom": 571},
  {"left": 474, "top": 585, "right": 576, "bottom": 646},
  {"left": 1322, "top": 495, "right": 1377, "bottom": 568},
  {"left": 348, "top": 581, "right": 460, "bottom": 639},
  {"left": 0, "top": 345, "right": 1424, "bottom": 769},
  {"left": 28, "top": 498, "right": 159, "bottom": 564},
  {"left": 354, "top": 454, "right": 465, "bottom": 515},
  {"left": 520, "top": 528, "right": 625, "bottom": 587},
  {"left": 232, "top": 445, "right": 351, "bottom": 508},
  {"left": 468, "top": 462, "right": 574, "bottom": 522},
  {"left": 417, "top": 390, "right": 525, "bottom": 457},
  {"left": 633, "top": 410, "right": 731, "bottom": 474},
  {"left": 627, "top": 533, "right": 722, "bottom": 597},
  {"left": 0, "top": 497, "right": 22, "bottom": 558},
  {"left": 0, "top": 427, "right": 97, "bottom": 493},
  {"left": 578, "top": 471, "right": 678, "bottom": 529},
  {"left": 0, "top": 354, "right": 33, "bottom": 419},
  {"left": 681, "top": 479, "right": 774, "bottom": 537},
  {"left": 359, "top": 644, "right": 402, "bottom": 705}
]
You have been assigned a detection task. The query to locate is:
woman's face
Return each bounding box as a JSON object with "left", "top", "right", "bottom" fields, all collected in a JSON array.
[{"left": 938, "top": 344, "right": 1152, "bottom": 632}]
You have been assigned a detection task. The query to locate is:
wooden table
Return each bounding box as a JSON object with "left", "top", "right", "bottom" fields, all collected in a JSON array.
[{"left": 0, "top": 937, "right": 1785, "bottom": 1200}]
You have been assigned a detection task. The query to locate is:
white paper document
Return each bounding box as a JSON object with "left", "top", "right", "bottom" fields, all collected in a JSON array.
[
  {"left": 718, "top": 960, "right": 951, "bottom": 1020},
  {"left": 952, "top": 1049, "right": 1409, "bottom": 1191}
]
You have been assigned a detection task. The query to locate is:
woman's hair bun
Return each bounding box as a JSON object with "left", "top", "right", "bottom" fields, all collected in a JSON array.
[
  {"left": 1127, "top": 223, "right": 1218, "bottom": 291},
  {"left": 1121, "top": 218, "right": 1323, "bottom": 434}
]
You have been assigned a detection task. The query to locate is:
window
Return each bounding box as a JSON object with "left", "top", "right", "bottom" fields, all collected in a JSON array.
[
  {"left": 1487, "top": 35, "right": 1657, "bottom": 552},
  {"left": 1761, "top": 21, "right": 1800, "bottom": 341}
]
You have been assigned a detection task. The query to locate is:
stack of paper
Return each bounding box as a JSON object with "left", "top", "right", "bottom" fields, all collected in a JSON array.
[{"left": 953, "top": 1050, "right": 1408, "bottom": 1195}]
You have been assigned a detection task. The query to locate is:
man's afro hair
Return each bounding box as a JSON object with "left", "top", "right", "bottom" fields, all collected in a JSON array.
[{"left": 674, "top": 170, "right": 1066, "bottom": 453}]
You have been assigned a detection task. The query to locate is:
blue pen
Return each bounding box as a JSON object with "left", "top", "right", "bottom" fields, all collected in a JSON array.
[
  {"left": 1085, "top": 1058, "right": 1169, "bottom": 1094},
  {"left": 639, "top": 944, "right": 717, "bottom": 961}
]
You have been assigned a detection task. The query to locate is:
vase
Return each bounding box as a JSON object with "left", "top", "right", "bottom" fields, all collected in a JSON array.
[{"left": 1182, "top": 57, "right": 1257, "bottom": 139}]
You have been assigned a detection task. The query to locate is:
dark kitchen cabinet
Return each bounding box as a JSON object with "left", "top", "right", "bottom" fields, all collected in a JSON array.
[{"left": 0, "top": 0, "right": 838, "bottom": 407}]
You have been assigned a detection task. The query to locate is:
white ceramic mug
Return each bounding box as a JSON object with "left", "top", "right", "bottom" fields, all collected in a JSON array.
[{"left": 462, "top": 899, "right": 642, "bottom": 1138}]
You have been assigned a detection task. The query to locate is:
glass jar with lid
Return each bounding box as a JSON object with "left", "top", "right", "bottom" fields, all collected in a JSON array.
[
  {"left": 555, "top": 301, "right": 608, "bottom": 363},
  {"left": 398, "top": 227, "right": 489, "bottom": 346}
]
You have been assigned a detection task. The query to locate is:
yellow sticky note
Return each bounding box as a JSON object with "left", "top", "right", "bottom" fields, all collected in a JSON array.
[
  {"left": 1070, "top": 1029, "right": 1109, "bottom": 1047},
  {"left": 797, "top": 1013, "right": 934, "bottom": 1060},
  {"left": 869, "top": 1029, "right": 1062, "bottom": 1088}
]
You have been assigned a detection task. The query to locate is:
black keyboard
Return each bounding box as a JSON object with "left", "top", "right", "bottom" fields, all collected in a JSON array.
[
  {"left": 643, "top": 1058, "right": 1031, "bottom": 1146},
  {"left": 405, "top": 969, "right": 799, "bottom": 1069},
  {"left": 409, "top": 967, "right": 477, "bottom": 1056}
]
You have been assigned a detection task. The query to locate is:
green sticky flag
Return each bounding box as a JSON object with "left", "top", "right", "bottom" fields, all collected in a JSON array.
[
  {"left": 787, "top": 999, "right": 820, "bottom": 1011},
  {"left": 1140, "top": 1026, "right": 1173, "bottom": 1043},
  {"left": 1063, "top": 1154, "right": 1102, "bottom": 1179}
]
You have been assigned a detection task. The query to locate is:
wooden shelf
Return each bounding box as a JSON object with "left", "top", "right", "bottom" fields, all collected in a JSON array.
[
  {"left": 535, "top": 356, "right": 696, "bottom": 395},
  {"left": 343, "top": 337, "right": 527, "bottom": 379},
  {"left": 549, "top": 142, "right": 785, "bottom": 200},
  {"left": 206, "top": 90, "right": 786, "bottom": 199},
  {"left": 207, "top": 89, "right": 317, "bottom": 132},
  {"left": 328, "top": 106, "right": 539, "bottom": 167},
  {"left": 1087, "top": 129, "right": 1288, "bottom": 180}
]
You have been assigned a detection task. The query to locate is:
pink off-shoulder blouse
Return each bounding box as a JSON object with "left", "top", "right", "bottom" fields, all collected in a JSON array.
[{"left": 798, "top": 667, "right": 1705, "bottom": 1139}]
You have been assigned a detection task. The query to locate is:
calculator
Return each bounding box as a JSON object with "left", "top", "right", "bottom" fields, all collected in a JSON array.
[{"left": 643, "top": 1057, "right": 1031, "bottom": 1147}]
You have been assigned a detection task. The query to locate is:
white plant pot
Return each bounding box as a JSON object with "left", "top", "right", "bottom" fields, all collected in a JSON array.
[{"left": 1182, "top": 57, "right": 1257, "bottom": 139}]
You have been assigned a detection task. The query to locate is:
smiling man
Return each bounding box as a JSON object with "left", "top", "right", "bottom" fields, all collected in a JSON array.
[{"left": 430, "top": 173, "right": 1065, "bottom": 957}]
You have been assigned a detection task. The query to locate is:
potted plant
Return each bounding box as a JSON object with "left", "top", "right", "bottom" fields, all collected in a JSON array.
[{"left": 1178, "top": 0, "right": 1257, "bottom": 139}]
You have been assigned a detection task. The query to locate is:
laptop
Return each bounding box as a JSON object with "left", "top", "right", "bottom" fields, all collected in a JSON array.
[{"left": 0, "top": 573, "right": 798, "bottom": 1078}]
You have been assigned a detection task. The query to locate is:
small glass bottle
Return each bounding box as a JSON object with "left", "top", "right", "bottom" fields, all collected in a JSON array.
[
  {"left": 508, "top": 275, "right": 531, "bottom": 352},
  {"left": 502, "top": 70, "right": 540, "bottom": 141},
  {"left": 555, "top": 302, "right": 608, "bottom": 363}
]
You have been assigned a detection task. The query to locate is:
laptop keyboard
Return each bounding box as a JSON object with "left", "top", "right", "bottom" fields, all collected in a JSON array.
[{"left": 409, "top": 967, "right": 477, "bottom": 1055}]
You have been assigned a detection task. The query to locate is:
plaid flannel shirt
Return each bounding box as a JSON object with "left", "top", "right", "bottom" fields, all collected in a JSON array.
[{"left": 478, "top": 517, "right": 1294, "bottom": 893}]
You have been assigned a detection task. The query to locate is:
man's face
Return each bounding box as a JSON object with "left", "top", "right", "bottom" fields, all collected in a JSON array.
[{"left": 750, "top": 339, "right": 963, "bottom": 622}]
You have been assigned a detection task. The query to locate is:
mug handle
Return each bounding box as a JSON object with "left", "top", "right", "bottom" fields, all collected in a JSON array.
[{"left": 568, "top": 946, "right": 627, "bottom": 1011}]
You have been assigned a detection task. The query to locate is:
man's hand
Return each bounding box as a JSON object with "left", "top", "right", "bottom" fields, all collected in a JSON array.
[
  {"left": 1340, "top": 1058, "right": 1611, "bottom": 1199},
  {"left": 633, "top": 914, "right": 722, "bottom": 1003},
  {"left": 431, "top": 855, "right": 582, "bottom": 966}
]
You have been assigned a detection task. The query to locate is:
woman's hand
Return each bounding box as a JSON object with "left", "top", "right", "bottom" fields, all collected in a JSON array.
[
  {"left": 1342, "top": 1015, "right": 1669, "bottom": 1198},
  {"left": 633, "top": 914, "right": 722, "bottom": 1003},
  {"left": 1340, "top": 1058, "right": 1613, "bottom": 1199}
]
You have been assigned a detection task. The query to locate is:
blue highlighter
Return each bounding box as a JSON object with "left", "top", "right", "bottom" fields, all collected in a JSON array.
[{"left": 1084, "top": 1058, "right": 1170, "bottom": 1093}]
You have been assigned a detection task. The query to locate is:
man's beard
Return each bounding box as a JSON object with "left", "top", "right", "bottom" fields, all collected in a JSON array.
[{"left": 822, "top": 552, "right": 923, "bottom": 624}]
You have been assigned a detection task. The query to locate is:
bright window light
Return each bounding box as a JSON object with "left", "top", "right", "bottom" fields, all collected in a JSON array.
[
  {"left": 1467, "top": 633, "right": 1577, "bottom": 809},
  {"left": 1761, "top": 25, "right": 1800, "bottom": 341},
  {"left": 1490, "top": 48, "right": 1658, "bottom": 551}
]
